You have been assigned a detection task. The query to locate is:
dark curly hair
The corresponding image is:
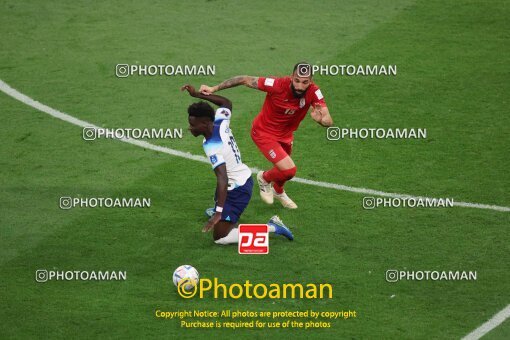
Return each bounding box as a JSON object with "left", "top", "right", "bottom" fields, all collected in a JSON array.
[{"left": 187, "top": 102, "right": 215, "bottom": 121}]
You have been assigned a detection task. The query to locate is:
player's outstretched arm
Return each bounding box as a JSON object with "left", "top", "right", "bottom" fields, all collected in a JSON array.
[
  {"left": 181, "top": 84, "right": 232, "bottom": 110},
  {"left": 310, "top": 104, "right": 333, "bottom": 127},
  {"left": 203, "top": 164, "right": 228, "bottom": 232},
  {"left": 199, "top": 76, "right": 259, "bottom": 95}
]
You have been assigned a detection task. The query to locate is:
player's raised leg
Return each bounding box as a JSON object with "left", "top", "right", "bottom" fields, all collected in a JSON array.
[
  {"left": 267, "top": 157, "right": 298, "bottom": 209},
  {"left": 269, "top": 141, "right": 297, "bottom": 209},
  {"left": 252, "top": 134, "right": 298, "bottom": 209},
  {"left": 261, "top": 154, "right": 297, "bottom": 209}
]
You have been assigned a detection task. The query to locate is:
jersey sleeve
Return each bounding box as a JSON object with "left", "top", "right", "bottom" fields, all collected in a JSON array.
[
  {"left": 257, "top": 77, "right": 284, "bottom": 93},
  {"left": 203, "top": 123, "right": 226, "bottom": 170},
  {"left": 311, "top": 86, "right": 327, "bottom": 107},
  {"left": 214, "top": 107, "right": 232, "bottom": 121},
  {"left": 207, "top": 153, "right": 225, "bottom": 169}
]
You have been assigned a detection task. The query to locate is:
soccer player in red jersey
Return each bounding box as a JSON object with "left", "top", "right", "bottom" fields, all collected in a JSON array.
[{"left": 199, "top": 62, "right": 333, "bottom": 209}]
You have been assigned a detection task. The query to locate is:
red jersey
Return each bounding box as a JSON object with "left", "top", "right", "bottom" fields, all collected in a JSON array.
[{"left": 252, "top": 76, "right": 327, "bottom": 142}]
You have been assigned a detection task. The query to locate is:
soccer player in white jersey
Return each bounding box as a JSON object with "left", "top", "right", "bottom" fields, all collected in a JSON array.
[{"left": 181, "top": 84, "right": 294, "bottom": 245}]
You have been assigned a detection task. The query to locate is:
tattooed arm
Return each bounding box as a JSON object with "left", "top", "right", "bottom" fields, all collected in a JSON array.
[{"left": 199, "top": 76, "right": 259, "bottom": 95}]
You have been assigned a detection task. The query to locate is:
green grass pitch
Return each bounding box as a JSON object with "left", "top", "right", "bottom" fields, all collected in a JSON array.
[{"left": 0, "top": 0, "right": 509, "bottom": 338}]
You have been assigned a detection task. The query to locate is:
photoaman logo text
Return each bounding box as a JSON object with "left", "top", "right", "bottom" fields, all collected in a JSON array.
[{"left": 177, "top": 277, "right": 333, "bottom": 299}]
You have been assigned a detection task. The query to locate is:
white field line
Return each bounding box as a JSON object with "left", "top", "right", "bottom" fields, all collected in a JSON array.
[
  {"left": 461, "top": 304, "right": 510, "bottom": 340},
  {"left": 1, "top": 79, "right": 509, "bottom": 213}
]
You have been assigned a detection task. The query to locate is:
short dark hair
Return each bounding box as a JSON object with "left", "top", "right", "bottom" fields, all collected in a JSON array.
[{"left": 187, "top": 102, "right": 215, "bottom": 121}]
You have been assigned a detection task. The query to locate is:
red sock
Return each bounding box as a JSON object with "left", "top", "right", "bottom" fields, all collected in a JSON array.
[
  {"left": 263, "top": 167, "right": 283, "bottom": 183},
  {"left": 273, "top": 181, "right": 285, "bottom": 194},
  {"left": 263, "top": 167, "right": 297, "bottom": 194}
]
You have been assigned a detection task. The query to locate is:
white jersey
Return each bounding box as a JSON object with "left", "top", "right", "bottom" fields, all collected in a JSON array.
[{"left": 203, "top": 108, "right": 252, "bottom": 190}]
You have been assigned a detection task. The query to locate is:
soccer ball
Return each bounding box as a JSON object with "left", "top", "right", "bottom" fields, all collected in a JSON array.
[{"left": 172, "top": 265, "right": 199, "bottom": 291}]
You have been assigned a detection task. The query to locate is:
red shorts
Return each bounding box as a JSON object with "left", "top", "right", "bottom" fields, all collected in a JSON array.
[{"left": 251, "top": 128, "right": 293, "bottom": 164}]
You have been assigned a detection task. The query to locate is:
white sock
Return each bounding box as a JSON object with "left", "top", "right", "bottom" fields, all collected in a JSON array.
[
  {"left": 214, "top": 225, "right": 276, "bottom": 245},
  {"left": 214, "top": 228, "right": 239, "bottom": 245}
]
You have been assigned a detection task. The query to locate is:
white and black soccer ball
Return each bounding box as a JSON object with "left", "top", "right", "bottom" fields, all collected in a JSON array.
[{"left": 172, "top": 265, "right": 199, "bottom": 291}]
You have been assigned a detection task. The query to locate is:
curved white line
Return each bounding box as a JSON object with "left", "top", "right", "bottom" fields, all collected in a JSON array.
[
  {"left": 462, "top": 304, "right": 510, "bottom": 340},
  {"left": 1, "top": 79, "right": 509, "bottom": 212}
]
